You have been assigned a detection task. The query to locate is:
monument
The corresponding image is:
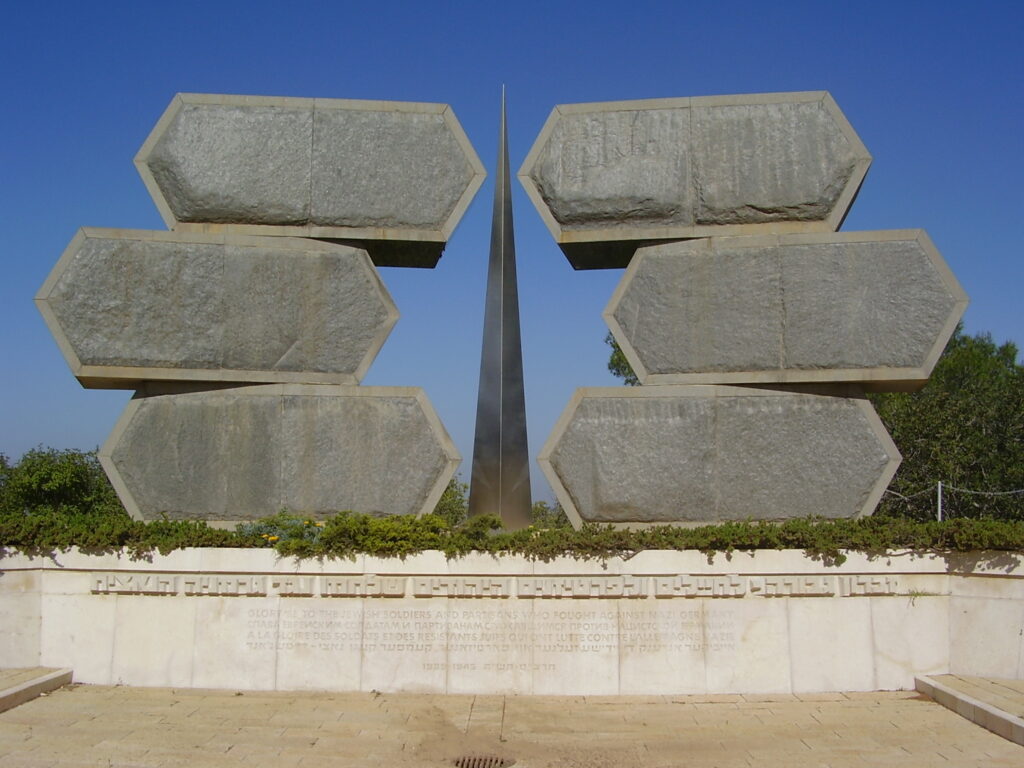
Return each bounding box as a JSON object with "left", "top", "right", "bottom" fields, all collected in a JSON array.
[
  {"left": 523, "top": 92, "right": 967, "bottom": 528},
  {"left": 37, "top": 94, "right": 484, "bottom": 522},
  {"left": 37, "top": 88, "right": 967, "bottom": 528},
  {"left": 11, "top": 90, "right": 1012, "bottom": 701}
]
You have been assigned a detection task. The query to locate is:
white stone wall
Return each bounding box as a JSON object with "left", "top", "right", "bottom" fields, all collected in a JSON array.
[
  {"left": 1, "top": 549, "right": 1019, "bottom": 694},
  {"left": 949, "top": 572, "right": 1024, "bottom": 679}
]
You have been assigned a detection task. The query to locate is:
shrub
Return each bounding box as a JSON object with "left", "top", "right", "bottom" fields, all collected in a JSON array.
[{"left": 0, "top": 447, "right": 124, "bottom": 516}]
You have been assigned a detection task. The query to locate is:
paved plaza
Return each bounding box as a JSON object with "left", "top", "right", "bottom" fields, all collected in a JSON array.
[{"left": 2, "top": 671, "right": 1023, "bottom": 767}]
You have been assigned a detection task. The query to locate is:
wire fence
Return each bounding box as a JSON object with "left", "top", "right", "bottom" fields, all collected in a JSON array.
[{"left": 882, "top": 483, "right": 1024, "bottom": 520}]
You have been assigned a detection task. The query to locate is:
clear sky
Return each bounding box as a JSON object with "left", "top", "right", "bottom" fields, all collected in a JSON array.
[{"left": 2, "top": 1, "right": 1021, "bottom": 502}]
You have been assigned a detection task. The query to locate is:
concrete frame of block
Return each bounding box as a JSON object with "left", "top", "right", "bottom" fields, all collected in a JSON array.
[
  {"left": 99, "top": 384, "right": 461, "bottom": 526},
  {"left": 36, "top": 228, "right": 399, "bottom": 388},
  {"left": 518, "top": 91, "right": 871, "bottom": 268},
  {"left": 603, "top": 230, "right": 968, "bottom": 390},
  {"left": 135, "top": 93, "right": 486, "bottom": 265},
  {"left": 538, "top": 385, "right": 901, "bottom": 530}
]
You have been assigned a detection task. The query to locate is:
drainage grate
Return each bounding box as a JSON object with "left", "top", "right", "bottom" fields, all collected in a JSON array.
[{"left": 452, "top": 756, "right": 514, "bottom": 768}]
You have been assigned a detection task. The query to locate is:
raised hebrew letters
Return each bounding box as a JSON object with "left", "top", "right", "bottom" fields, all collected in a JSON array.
[{"left": 90, "top": 572, "right": 900, "bottom": 598}]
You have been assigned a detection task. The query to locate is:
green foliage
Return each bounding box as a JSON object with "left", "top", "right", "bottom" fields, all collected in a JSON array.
[
  {"left": 5, "top": 498, "right": 1024, "bottom": 564},
  {"left": 0, "top": 447, "right": 123, "bottom": 516},
  {"left": 236, "top": 511, "right": 326, "bottom": 549},
  {"left": 430, "top": 474, "right": 571, "bottom": 529},
  {"left": 431, "top": 475, "right": 469, "bottom": 526},
  {"left": 0, "top": 505, "right": 262, "bottom": 558},
  {"left": 0, "top": 447, "right": 263, "bottom": 557},
  {"left": 530, "top": 500, "right": 572, "bottom": 529},
  {"left": 4, "top": 441, "right": 1023, "bottom": 563},
  {"left": 870, "top": 327, "right": 1024, "bottom": 520},
  {"left": 605, "top": 332, "right": 639, "bottom": 386}
]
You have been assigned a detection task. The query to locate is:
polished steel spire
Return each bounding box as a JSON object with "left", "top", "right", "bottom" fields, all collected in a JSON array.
[{"left": 468, "top": 89, "right": 532, "bottom": 528}]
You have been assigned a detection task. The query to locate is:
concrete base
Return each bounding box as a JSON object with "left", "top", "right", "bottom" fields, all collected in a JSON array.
[{"left": 1, "top": 549, "right": 1020, "bottom": 695}]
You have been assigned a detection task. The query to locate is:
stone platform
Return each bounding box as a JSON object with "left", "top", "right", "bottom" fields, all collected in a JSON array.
[
  {"left": 0, "top": 667, "right": 71, "bottom": 714},
  {"left": 2, "top": 548, "right": 1022, "bottom": 696},
  {"left": 917, "top": 674, "right": 1024, "bottom": 746},
  {"left": 3, "top": 684, "right": 1024, "bottom": 767}
]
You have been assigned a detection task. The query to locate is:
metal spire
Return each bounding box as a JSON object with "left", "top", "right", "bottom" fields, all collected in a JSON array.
[{"left": 467, "top": 88, "right": 532, "bottom": 529}]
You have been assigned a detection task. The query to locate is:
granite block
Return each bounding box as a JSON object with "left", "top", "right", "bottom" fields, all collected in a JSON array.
[
  {"left": 100, "top": 385, "right": 460, "bottom": 523},
  {"left": 605, "top": 231, "right": 966, "bottom": 389},
  {"left": 37, "top": 230, "right": 397, "bottom": 388},
  {"left": 539, "top": 386, "right": 899, "bottom": 528},
  {"left": 136, "top": 94, "right": 485, "bottom": 265},
  {"left": 519, "top": 92, "right": 870, "bottom": 268}
]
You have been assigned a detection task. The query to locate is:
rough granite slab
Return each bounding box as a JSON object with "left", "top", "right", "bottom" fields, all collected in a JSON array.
[
  {"left": 518, "top": 92, "right": 871, "bottom": 269},
  {"left": 538, "top": 386, "right": 900, "bottom": 529},
  {"left": 100, "top": 385, "right": 460, "bottom": 524},
  {"left": 135, "top": 93, "right": 485, "bottom": 267},
  {"left": 605, "top": 230, "right": 967, "bottom": 390},
  {"left": 36, "top": 229, "right": 398, "bottom": 388}
]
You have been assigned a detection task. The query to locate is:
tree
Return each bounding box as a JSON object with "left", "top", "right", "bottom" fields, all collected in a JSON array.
[
  {"left": 870, "top": 327, "right": 1024, "bottom": 520},
  {"left": 606, "top": 326, "right": 1024, "bottom": 520},
  {"left": 0, "top": 447, "right": 124, "bottom": 516},
  {"left": 431, "top": 475, "right": 469, "bottom": 526},
  {"left": 605, "top": 332, "right": 639, "bottom": 385},
  {"left": 432, "top": 474, "right": 572, "bottom": 528},
  {"left": 529, "top": 500, "right": 572, "bottom": 529}
]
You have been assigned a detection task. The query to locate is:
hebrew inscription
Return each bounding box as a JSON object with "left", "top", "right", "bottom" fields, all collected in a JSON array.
[
  {"left": 518, "top": 576, "right": 647, "bottom": 598},
  {"left": 91, "top": 572, "right": 902, "bottom": 598}
]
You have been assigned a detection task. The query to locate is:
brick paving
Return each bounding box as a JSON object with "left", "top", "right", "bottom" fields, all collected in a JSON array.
[{"left": 1, "top": 680, "right": 1023, "bottom": 767}]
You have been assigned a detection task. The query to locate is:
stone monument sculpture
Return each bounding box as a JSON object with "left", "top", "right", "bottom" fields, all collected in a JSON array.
[
  {"left": 37, "top": 94, "right": 484, "bottom": 523},
  {"left": 37, "top": 89, "right": 967, "bottom": 531},
  {"left": 521, "top": 92, "right": 967, "bottom": 528}
]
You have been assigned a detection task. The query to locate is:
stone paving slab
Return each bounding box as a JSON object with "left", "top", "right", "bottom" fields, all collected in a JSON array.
[
  {"left": 0, "top": 668, "right": 72, "bottom": 714},
  {"left": 917, "top": 674, "right": 1024, "bottom": 746},
  {"left": 1, "top": 684, "right": 1022, "bottom": 767}
]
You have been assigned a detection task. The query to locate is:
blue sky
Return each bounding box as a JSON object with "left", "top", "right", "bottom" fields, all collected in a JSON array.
[{"left": 2, "top": 1, "right": 1021, "bottom": 502}]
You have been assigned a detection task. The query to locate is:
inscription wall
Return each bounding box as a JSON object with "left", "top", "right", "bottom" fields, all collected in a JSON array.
[
  {"left": 245, "top": 605, "right": 362, "bottom": 652},
  {"left": 88, "top": 569, "right": 905, "bottom": 692},
  {"left": 10, "top": 559, "right": 961, "bottom": 694}
]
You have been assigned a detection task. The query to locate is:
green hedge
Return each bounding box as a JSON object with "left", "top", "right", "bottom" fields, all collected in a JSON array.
[
  {"left": 3, "top": 448, "right": 1023, "bottom": 565},
  {"left": 3, "top": 507, "right": 1024, "bottom": 565}
]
